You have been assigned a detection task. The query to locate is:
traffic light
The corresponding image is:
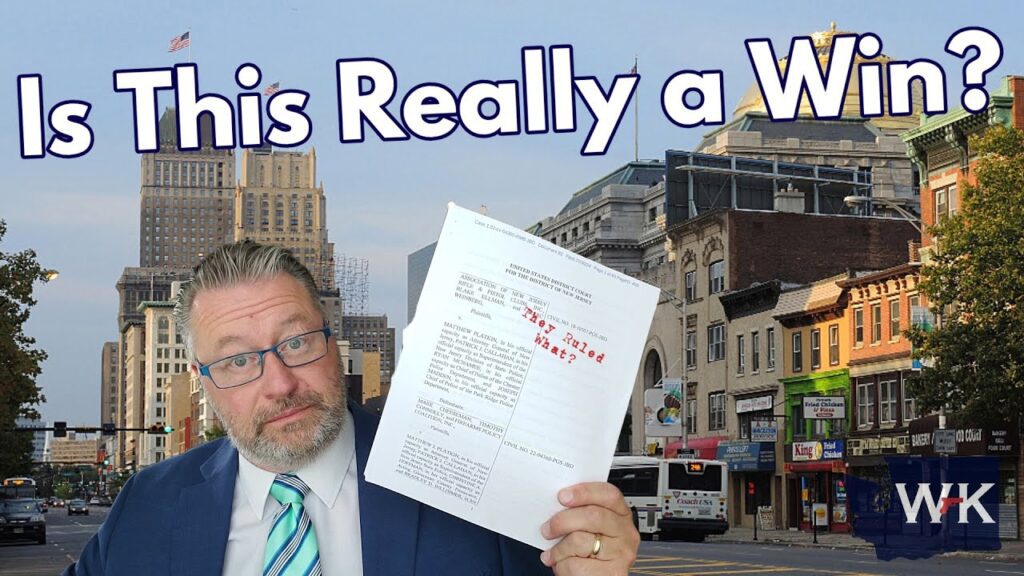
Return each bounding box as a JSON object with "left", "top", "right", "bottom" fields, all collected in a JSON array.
[
  {"left": 747, "top": 481, "right": 756, "bottom": 496},
  {"left": 147, "top": 423, "right": 174, "bottom": 434},
  {"left": 54, "top": 421, "right": 67, "bottom": 438},
  {"left": 101, "top": 423, "right": 116, "bottom": 436}
]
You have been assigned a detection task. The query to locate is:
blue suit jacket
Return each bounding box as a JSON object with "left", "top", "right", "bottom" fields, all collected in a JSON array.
[{"left": 64, "top": 403, "right": 550, "bottom": 575}]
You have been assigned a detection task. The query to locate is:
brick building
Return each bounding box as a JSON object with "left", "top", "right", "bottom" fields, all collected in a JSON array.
[{"left": 901, "top": 75, "right": 1024, "bottom": 539}]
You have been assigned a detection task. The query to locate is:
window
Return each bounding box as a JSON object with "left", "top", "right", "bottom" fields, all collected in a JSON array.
[
  {"left": 810, "top": 329, "right": 821, "bottom": 369},
  {"left": 857, "top": 380, "right": 875, "bottom": 427},
  {"left": 685, "top": 331, "right": 697, "bottom": 368},
  {"left": 709, "top": 260, "right": 724, "bottom": 294},
  {"left": 792, "top": 331, "right": 802, "bottom": 372},
  {"left": 889, "top": 298, "right": 901, "bottom": 340},
  {"left": 766, "top": 327, "right": 776, "bottom": 370},
  {"left": 880, "top": 378, "right": 898, "bottom": 424},
  {"left": 685, "top": 270, "right": 697, "bottom": 302},
  {"left": 935, "top": 188, "right": 948, "bottom": 223},
  {"left": 708, "top": 324, "right": 725, "bottom": 362},
  {"left": 709, "top": 392, "right": 725, "bottom": 430},
  {"left": 854, "top": 308, "right": 864, "bottom": 346},
  {"left": 871, "top": 303, "right": 882, "bottom": 343},
  {"left": 792, "top": 396, "right": 807, "bottom": 439},
  {"left": 948, "top": 185, "right": 959, "bottom": 216},
  {"left": 902, "top": 378, "right": 917, "bottom": 421},
  {"left": 909, "top": 295, "right": 922, "bottom": 328},
  {"left": 828, "top": 324, "right": 840, "bottom": 365},
  {"left": 737, "top": 335, "right": 745, "bottom": 374},
  {"left": 751, "top": 331, "right": 760, "bottom": 372},
  {"left": 686, "top": 398, "right": 697, "bottom": 434},
  {"left": 648, "top": 207, "right": 657, "bottom": 223}
]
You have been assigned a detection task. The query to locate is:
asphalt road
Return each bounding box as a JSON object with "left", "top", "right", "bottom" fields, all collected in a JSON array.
[
  {"left": 0, "top": 505, "right": 106, "bottom": 576},
  {"left": 5, "top": 510, "right": 1024, "bottom": 575},
  {"left": 637, "top": 540, "right": 1024, "bottom": 576}
]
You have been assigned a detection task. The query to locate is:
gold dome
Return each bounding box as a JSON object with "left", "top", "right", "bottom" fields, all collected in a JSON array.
[{"left": 733, "top": 23, "right": 923, "bottom": 132}]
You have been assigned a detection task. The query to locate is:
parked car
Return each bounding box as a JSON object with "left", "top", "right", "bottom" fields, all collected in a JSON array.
[
  {"left": 96, "top": 496, "right": 113, "bottom": 507},
  {"left": 0, "top": 498, "right": 47, "bottom": 545},
  {"left": 67, "top": 499, "right": 88, "bottom": 516},
  {"left": 89, "top": 497, "right": 100, "bottom": 506}
]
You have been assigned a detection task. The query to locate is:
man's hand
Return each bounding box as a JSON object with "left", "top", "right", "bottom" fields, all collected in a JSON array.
[{"left": 539, "top": 482, "right": 640, "bottom": 575}]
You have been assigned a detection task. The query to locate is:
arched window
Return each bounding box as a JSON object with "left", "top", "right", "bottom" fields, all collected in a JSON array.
[{"left": 643, "top": 349, "right": 663, "bottom": 389}]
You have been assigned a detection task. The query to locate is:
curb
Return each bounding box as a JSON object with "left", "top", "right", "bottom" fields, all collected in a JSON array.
[
  {"left": 709, "top": 537, "right": 875, "bottom": 552},
  {"left": 708, "top": 537, "right": 1024, "bottom": 562},
  {"left": 941, "top": 551, "right": 1024, "bottom": 562}
]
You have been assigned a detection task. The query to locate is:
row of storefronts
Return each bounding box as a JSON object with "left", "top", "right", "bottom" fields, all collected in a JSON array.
[{"left": 697, "top": 394, "right": 1021, "bottom": 539}]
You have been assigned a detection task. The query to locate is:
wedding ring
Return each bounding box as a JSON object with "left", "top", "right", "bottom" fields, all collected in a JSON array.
[{"left": 590, "top": 534, "right": 602, "bottom": 558}]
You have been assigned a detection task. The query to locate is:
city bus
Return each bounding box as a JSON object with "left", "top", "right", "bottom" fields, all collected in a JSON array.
[
  {"left": 2, "top": 477, "right": 37, "bottom": 500},
  {"left": 608, "top": 456, "right": 728, "bottom": 541}
]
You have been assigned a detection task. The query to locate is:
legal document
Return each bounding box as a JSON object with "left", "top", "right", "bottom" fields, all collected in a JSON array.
[{"left": 365, "top": 204, "right": 659, "bottom": 548}]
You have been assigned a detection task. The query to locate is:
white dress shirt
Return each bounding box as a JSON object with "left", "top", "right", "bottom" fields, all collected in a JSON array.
[{"left": 222, "top": 409, "right": 363, "bottom": 575}]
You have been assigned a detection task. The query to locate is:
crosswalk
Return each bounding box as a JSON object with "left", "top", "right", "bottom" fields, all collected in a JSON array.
[{"left": 630, "top": 555, "right": 882, "bottom": 576}]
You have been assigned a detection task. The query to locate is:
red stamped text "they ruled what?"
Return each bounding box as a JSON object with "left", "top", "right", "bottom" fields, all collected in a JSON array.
[{"left": 521, "top": 305, "right": 605, "bottom": 365}]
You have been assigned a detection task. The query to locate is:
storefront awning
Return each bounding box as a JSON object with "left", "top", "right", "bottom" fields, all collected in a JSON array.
[
  {"left": 785, "top": 460, "right": 846, "bottom": 473},
  {"left": 666, "top": 436, "right": 728, "bottom": 460}
]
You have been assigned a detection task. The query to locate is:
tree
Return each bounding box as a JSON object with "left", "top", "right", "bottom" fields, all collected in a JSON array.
[
  {"left": 0, "top": 219, "right": 52, "bottom": 478},
  {"left": 204, "top": 424, "right": 228, "bottom": 442},
  {"left": 908, "top": 125, "right": 1024, "bottom": 425},
  {"left": 54, "top": 481, "right": 74, "bottom": 501}
]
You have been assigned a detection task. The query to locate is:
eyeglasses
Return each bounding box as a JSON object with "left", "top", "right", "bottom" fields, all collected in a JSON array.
[{"left": 197, "top": 327, "right": 332, "bottom": 389}]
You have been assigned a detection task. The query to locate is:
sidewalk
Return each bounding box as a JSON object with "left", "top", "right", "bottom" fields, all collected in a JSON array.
[{"left": 707, "top": 526, "right": 1024, "bottom": 561}]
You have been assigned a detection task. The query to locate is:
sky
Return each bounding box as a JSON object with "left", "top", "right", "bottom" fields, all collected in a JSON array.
[{"left": 2, "top": 0, "right": 1021, "bottom": 426}]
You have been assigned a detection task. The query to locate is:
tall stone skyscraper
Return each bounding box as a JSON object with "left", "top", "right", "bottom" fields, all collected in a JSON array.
[
  {"left": 234, "top": 147, "right": 336, "bottom": 292},
  {"left": 139, "top": 108, "right": 236, "bottom": 268}
]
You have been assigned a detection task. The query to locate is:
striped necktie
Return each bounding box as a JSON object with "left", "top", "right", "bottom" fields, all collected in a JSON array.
[{"left": 263, "top": 474, "right": 322, "bottom": 576}]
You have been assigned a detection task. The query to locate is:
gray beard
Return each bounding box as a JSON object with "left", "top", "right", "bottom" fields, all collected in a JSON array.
[{"left": 209, "top": 379, "right": 348, "bottom": 472}]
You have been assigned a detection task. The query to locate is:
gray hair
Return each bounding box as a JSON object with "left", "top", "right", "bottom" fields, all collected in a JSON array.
[{"left": 173, "top": 241, "right": 325, "bottom": 363}]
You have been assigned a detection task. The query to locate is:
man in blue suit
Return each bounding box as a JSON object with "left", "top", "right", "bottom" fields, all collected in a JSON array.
[{"left": 64, "top": 242, "right": 639, "bottom": 575}]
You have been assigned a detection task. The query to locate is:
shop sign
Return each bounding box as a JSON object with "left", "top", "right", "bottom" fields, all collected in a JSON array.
[
  {"left": 716, "top": 441, "right": 776, "bottom": 471},
  {"left": 909, "top": 414, "right": 1018, "bottom": 456},
  {"left": 737, "top": 395, "right": 773, "bottom": 414},
  {"left": 803, "top": 397, "right": 846, "bottom": 419},
  {"left": 792, "top": 439, "right": 844, "bottom": 461},
  {"left": 750, "top": 420, "right": 778, "bottom": 442},
  {"left": 987, "top": 428, "right": 1016, "bottom": 454},
  {"left": 849, "top": 434, "right": 909, "bottom": 457}
]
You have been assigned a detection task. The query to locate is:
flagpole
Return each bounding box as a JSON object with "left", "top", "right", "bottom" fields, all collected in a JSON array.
[{"left": 633, "top": 56, "right": 639, "bottom": 162}]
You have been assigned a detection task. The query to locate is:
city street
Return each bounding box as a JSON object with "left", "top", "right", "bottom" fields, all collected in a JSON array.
[
  {"left": 0, "top": 505, "right": 106, "bottom": 576},
  {"left": 635, "top": 540, "right": 1024, "bottom": 576},
  {"left": 5, "top": 510, "right": 1024, "bottom": 576}
]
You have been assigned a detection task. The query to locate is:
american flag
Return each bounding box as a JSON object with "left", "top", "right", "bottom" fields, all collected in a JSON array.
[
  {"left": 168, "top": 31, "right": 190, "bottom": 53},
  {"left": 264, "top": 82, "right": 280, "bottom": 96}
]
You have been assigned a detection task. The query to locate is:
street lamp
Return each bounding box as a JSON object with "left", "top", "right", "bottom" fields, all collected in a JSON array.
[
  {"left": 43, "top": 269, "right": 60, "bottom": 282},
  {"left": 843, "top": 195, "right": 922, "bottom": 234}
]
